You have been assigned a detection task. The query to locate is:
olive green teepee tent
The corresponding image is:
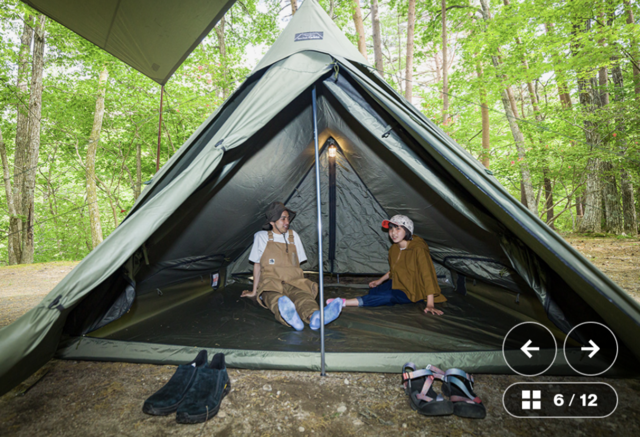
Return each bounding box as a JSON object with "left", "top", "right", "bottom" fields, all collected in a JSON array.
[{"left": 2, "top": 0, "right": 639, "bottom": 396}]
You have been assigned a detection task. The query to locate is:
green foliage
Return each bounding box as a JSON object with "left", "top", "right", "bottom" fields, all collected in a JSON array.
[
  {"left": 1, "top": 0, "right": 639, "bottom": 264},
  {"left": 0, "top": 0, "right": 280, "bottom": 264},
  {"left": 413, "top": 0, "right": 640, "bottom": 232}
]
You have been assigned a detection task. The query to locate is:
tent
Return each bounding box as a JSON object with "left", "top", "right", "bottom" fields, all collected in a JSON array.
[
  {"left": 22, "top": 0, "right": 235, "bottom": 84},
  {"left": 2, "top": 0, "right": 639, "bottom": 396}
]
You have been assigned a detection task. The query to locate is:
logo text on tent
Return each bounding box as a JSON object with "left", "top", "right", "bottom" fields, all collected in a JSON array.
[{"left": 295, "top": 32, "right": 324, "bottom": 42}]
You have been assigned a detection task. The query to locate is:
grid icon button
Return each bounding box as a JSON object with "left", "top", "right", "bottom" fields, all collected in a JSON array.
[
  {"left": 521, "top": 390, "right": 541, "bottom": 410},
  {"left": 532, "top": 390, "right": 541, "bottom": 409}
]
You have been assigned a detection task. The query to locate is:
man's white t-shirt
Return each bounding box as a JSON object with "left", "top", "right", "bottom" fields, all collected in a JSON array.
[{"left": 248, "top": 230, "right": 307, "bottom": 264}]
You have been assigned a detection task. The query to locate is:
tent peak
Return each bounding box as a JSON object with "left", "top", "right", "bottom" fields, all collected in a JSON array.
[{"left": 252, "top": 0, "right": 369, "bottom": 74}]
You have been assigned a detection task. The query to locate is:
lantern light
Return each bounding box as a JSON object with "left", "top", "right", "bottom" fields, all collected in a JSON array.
[{"left": 328, "top": 145, "right": 337, "bottom": 158}]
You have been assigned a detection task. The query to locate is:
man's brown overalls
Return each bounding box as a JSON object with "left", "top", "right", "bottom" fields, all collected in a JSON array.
[{"left": 257, "top": 230, "right": 319, "bottom": 327}]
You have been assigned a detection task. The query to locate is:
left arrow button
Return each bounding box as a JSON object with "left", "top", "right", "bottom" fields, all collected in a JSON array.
[{"left": 521, "top": 339, "right": 540, "bottom": 358}]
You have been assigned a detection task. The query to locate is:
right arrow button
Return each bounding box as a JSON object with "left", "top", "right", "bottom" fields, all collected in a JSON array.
[
  {"left": 564, "top": 322, "right": 618, "bottom": 376},
  {"left": 581, "top": 340, "right": 600, "bottom": 358}
]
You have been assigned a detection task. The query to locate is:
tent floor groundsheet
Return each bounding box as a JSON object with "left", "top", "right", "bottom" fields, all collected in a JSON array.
[
  {"left": 56, "top": 283, "right": 629, "bottom": 374},
  {"left": 90, "top": 283, "right": 552, "bottom": 353}
]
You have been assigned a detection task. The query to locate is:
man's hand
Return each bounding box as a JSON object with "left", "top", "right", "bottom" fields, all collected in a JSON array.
[
  {"left": 424, "top": 306, "right": 443, "bottom": 316},
  {"left": 241, "top": 290, "right": 256, "bottom": 298}
]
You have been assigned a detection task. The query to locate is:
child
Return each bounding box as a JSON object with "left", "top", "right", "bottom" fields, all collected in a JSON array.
[
  {"left": 241, "top": 202, "right": 344, "bottom": 330},
  {"left": 329, "top": 215, "right": 446, "bottom": 315}
]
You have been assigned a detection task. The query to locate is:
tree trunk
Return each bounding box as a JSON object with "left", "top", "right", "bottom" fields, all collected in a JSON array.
[
  {"left": 543, "top": 169, "right": 555, "bottom": 229},
  {"left": 476, "top": 62, "right": 490, "bottom": 168},
  {"left": 479, "top": 0, "right": 536, "bottom": 214},
  {"left": 573, "top": 18, "right": 604, "bottom": 233},
  {"left": 328, "top": 0, "right": 335, "bottom": 20},
  {"left": 576, "top": 196, "right": 584, "bottom": 218},
  {"left": 404, "top": 0, "right": 416, "bottom": 103},
  {"left": 291, "top": 0, "right": 297, "bottom": 15},
  {"left": 371, "top": 0, "right": 384, "bottom": 74},
  {"left": 625, "top": 1, "right": 640, "bottom": 97},
  {"left": 578, "top": 158, "right": 602, "bottom": 233},
  {"left": 596, "top": 62, "right": 620, "bottom": 233},
  {"left": 620, "top": 169, "right": 637, "bottom": 235},
  {"left": 86, "top": 66, "right": 109, "bottom": 249},
  {"left": 215, "top": 17, "right": 228, "bottom": 100},
  {"left": 505, "top": 86, "right": 520, "bottom": 118},
  {"left": 576, "top": 75, "right": 603, "bottom": 233},
  {"left": 0, "top": 130, "right": 21, "bottom": 265},
  {"left": 520, "top": 181, "right": 529, "bottom": 208},
  {"left": 441, "top": 0, "right": 449, "bottom": 122},
  {"left": 134, "top": 140, "right": 142, "bottom": 200},
  {"left": 598, "top": 67, "right": 609, "bottom": 106},
  {"left": 502, "top": 88, "right": 535, "bottom": 214},
  {"left": 397, "top": 11, "right": 402, "bottom": 93},
  {"left": 544, "top": 23, "right": 572, "bottom": 108},
  {"left": 20, "top": 15, "right": 46, "bottom": 264},
  {"left": 503, "top": 1, "right": 552, "bottom": 221},
  {"left": 601, "top": 161, "right": 623, "bottom": 233},
  {"left": 611, "top": 61, "right": 637, "bottom": 234},
  {"left": 12, "top": 14, "right": 35, "bottom": 263},
  {"left": 352, "top": 0, "right": 368, "bottom": 60}
]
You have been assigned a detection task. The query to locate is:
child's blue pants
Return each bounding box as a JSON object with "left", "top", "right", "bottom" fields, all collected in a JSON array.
[{"left": 357, "top": 280, "right": 414, "bottom": 307}]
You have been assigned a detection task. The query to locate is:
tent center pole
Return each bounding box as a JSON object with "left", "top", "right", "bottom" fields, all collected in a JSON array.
[
  {"left": 312, "top": 85, "right": 326, "bottom": 376},
  {"left": 156, "top": 85, "right": 164, "bottom": 172},
  {"left": 328, "top": 140, "right": 336, "bottom": 274}
]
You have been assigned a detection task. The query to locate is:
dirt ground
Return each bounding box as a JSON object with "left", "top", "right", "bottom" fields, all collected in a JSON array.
[{"left": 1, "top": 236, "right": 639, "bottom": 436}]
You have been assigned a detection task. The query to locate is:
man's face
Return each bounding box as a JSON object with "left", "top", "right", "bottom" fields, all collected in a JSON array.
[
  {"left": 388, "top": 224, "right": 406, "bottom": 243},
  {"left": 271, "top": 211, "right": 290, "bottom": 232}
]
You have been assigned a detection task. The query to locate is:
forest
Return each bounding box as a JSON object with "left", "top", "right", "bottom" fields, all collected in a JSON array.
[{"left": 1, "top": 0, "right": 638, "bottom": 266}]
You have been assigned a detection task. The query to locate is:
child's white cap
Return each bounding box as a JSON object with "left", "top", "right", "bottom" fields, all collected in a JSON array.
[{"left": 381, "top": 215, "right": 414, "bottom": 234}]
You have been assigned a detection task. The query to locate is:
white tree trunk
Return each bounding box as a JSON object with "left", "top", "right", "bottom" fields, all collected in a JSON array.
[
  {"left": 352, "top": 0, "right": 368, "bottom": 60},
  {"left": 0, "top": 130, "right": 21, "bottom": 264},
  {"left": 86, "top": 66, "right": 109, "bottom": 249},
  {"left": 405, "top": 0, "right": 416, "bottom": 103},
  {"left": 479, "top": 0, "right": 536, "bottom": 213},
  {"left": 135, "top": 140, "right": 142, "bottom": 200},
  {"left": 371, "top": 0, "right": 384, "bottom": 73},
  {"left": 442, "top": 0, "right": 449, "bottom": 122},
  {"left": 611, "top": 62, "right": 637, "bottom": 234},
  {"left": 12, "top": 14, "right": 34, "bottom": 263},
  {"left": 215, "top": 17, "right": 228, "bottom": 100},
  {"left": 20, "top": 15, "right": 46, "bottom": 264},
  {"left": 476, "top": 62, "right": 490, "bottom": 168}
]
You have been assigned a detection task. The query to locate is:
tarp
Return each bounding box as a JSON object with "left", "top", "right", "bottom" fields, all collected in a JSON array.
[
  {"left": 22, "top": 0, "right": 235, "bottom": 84},
  {"left": 1, "top": 0, "right": 639, "bottom": 396}
]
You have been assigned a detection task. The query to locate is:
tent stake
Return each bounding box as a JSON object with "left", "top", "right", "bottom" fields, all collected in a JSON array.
[
  {"left": 156, "top": 85, "right": 164, "bottom": 172},
  {"left": 312, "top": 85, "right": 326, "bottom": 376}
]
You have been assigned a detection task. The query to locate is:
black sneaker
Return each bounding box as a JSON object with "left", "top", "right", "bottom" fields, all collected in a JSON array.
[
  {"left": 175, "top": 353, "right": 231, "bottom": 424},
  {"left": 142, "top": 350, "right": 208, "bottom": 416}
]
